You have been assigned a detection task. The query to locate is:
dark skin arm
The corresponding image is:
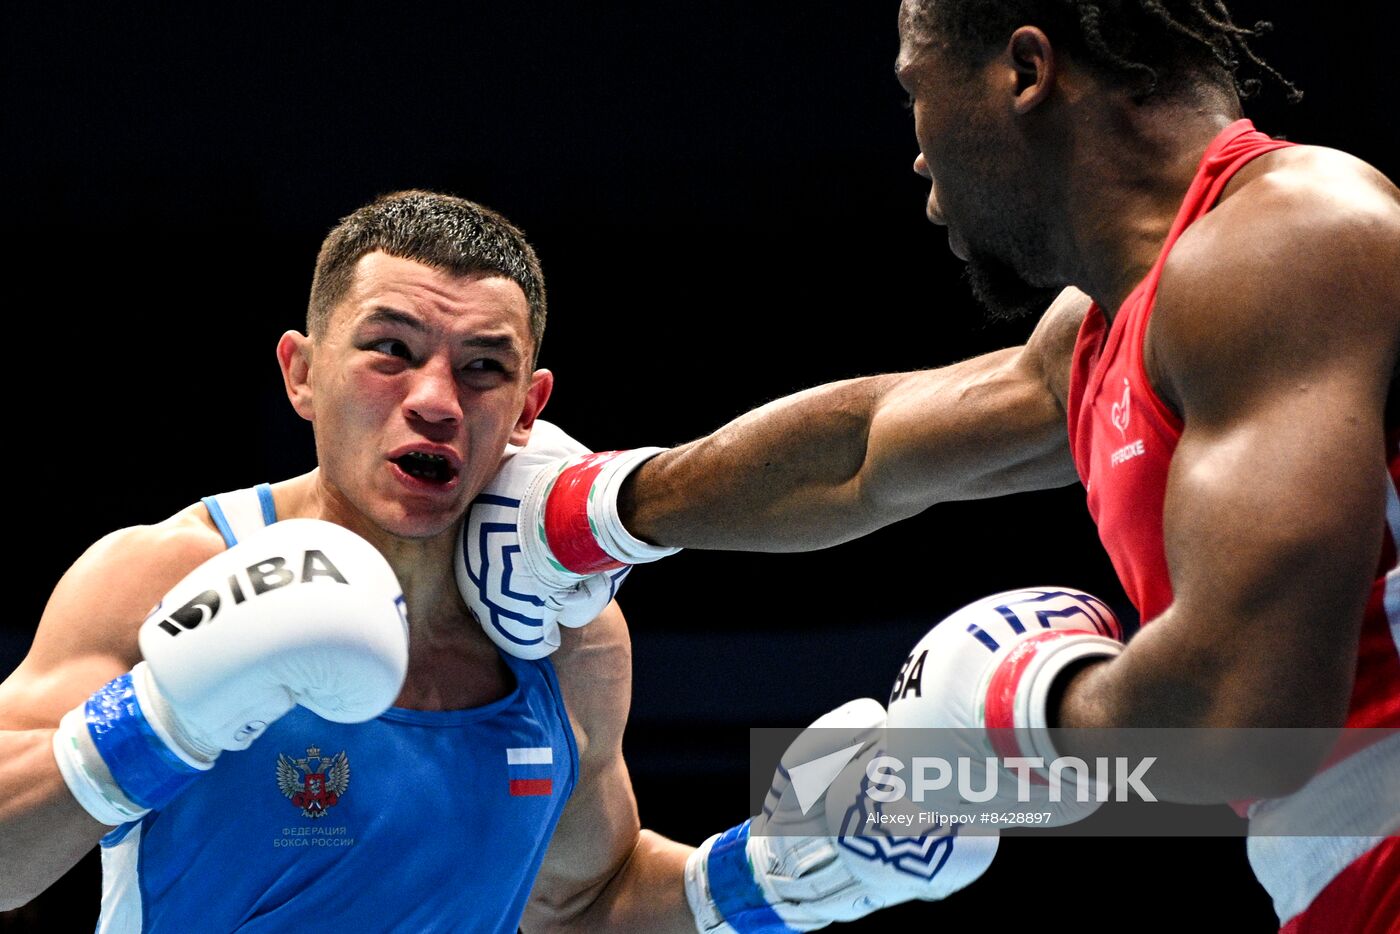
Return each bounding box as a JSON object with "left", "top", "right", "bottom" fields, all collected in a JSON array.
[
  {"left": 1056, "top": 149, "right": 1400, "bottom": 799},
  {"left": 620, "top": 287, "right": 1090, "bottom": 551},
  {"left": 622, "top": 145, "right": 1398, "bottom": 804}
]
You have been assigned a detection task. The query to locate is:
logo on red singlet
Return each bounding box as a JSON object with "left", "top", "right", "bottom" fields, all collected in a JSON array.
[
  {"left": 1111, "top": 378, "right": 1131, "bottom": 436},
  {"left": 1108, "top": 379, "right": 1146, "bottom": 467},
  {"left": 277, "top": 745, "right": 350, "bottom": 818}
]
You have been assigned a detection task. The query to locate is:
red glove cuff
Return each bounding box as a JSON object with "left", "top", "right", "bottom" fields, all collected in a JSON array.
[{"left": 543, "top": 452, "right": 631, "bottom": 575}]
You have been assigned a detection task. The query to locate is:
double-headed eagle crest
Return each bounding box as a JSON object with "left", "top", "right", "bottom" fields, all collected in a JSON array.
[{"left": 276, "top": 745, "right": 350, "bottom": 819}]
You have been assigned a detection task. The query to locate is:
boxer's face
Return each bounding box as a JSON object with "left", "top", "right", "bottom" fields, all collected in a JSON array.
[
  {"left": 896, "top": 5, "right": 1061, "bottom": 319},
  {"left": 282, "top": 252, "right": 551, "bottom": 540}
]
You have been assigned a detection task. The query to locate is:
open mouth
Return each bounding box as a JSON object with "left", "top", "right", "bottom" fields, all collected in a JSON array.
[{"left": 392, "top": 451, "right": 459, "bottom": 485}]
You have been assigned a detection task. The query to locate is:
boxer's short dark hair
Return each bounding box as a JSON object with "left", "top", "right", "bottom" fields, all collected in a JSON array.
[
  {"left": 308, "top": 190, "right": 547, "bottom": 362},
  {"left": 904, "top": 0, "right": 1300, "bottom": 104}
]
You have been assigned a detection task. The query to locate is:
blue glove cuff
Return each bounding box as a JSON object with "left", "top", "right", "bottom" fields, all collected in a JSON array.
[
  {"left": 85, "top": 672, "right": 203, "bottom": 810},
  {"left": 706, "top": 820, "right": 799, "bottom": 934}
]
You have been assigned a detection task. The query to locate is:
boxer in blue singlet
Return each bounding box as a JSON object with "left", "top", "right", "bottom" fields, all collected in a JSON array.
[{"left": 0, "top": 191, "right": 997, "bottom": 932}]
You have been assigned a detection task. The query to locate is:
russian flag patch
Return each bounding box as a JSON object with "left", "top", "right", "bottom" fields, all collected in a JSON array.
[{"left": 507, "top": 747, "right": 553, "bottom": 797}]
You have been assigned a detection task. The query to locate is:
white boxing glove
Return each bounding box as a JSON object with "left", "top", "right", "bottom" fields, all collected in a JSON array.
[
  {"left": 884, "top": 586, "right": 1126, "bottom": 826},
  {"left": 53, "top": 519, "right": 409, "bottom": 825},
  {"left": 456, "top": 420, "right": 678, "bottom": 659},
  {"left": 683, "top": 699, "right": 999, "bottom": 932}
]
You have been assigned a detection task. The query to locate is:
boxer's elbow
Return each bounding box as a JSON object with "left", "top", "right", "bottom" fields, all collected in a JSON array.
[
  {"left": 0, "top": 864, "right": 55, "bottom": 912},
  {"left": 0, "top": 834, "right": 90, "bottom": 913},
  {"left": 1193, "top": 687, "right": 1346, "bottom": 799}
]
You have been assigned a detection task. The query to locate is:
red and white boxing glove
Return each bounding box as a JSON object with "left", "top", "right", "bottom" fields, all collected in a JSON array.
[
  {"left": 456, "top": 420, "right": 678, "bottom": 659},
  {"left": 52, "top": 519, "right": 409, "bottom": 825},
  {"left": 884, "top": 587, "right": 1125, "bottom": 826}
]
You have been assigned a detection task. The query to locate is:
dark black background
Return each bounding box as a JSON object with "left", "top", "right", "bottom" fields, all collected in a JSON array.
[{"left": 3, "top": 2, "right": 1394, "bottom": 930}]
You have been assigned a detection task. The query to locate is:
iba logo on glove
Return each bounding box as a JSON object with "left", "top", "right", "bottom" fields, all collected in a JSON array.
[{"left": 148, "top": 551, "right": 352, "bottom": 637}]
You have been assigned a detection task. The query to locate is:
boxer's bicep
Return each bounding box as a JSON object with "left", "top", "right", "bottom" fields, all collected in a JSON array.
[
  {"left": 524, "top": 755, "right": 695, "bottom": 932},
  {"left": 862, "top": 352, "right": 1075, "bottom": 511},
  {"left": 1156, "top": 377, "right": 1386, "bottom": 733},
  {"left": 521, "top": 748, "right": 642, "bottom": 931},
  {"left": 858, "top": 286, "right": 1087, "bottom": 511},
  {"left": 0, "top": 521, "right": 226, "bottom": 907},
  {"left": 524, "top": 602, "right": 693, "bottom": 931},
  {"left": 1064, "top": 200, "right": 1398, "bottom": 756},
  {"left": 525, "top": 604, "right": 636, "bottom": 909},
  {"left": 1154, "top": 192, "right": 1398, "bottom": 732},
  {"left": 628, "top": 290, "right": 1086, "bottom": 551}
]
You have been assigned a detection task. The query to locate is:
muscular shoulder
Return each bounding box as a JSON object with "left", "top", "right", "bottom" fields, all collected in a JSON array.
[
  {"left": 549, "top": 601, "right": 632, "bottom": 772},
  {"left": 41, "top": 511, "right": 228, "bottom": 664},
  {"left": 0, "top": 508, "right": 228, "bottom": 727},
  {"left": 1150, "top": 146, "right": 1400, "bottom": 417},
  {"left": 1024, "top": 286, "right": 1096, "bottom": 408}
]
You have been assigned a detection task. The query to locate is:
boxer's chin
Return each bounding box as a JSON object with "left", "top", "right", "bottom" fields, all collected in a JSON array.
[{"left": 963, "top": 253, "right": 1061, "bottom": 323}]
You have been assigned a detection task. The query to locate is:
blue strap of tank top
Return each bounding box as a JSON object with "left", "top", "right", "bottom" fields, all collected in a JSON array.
[
  {"left": 201, "top": 495, "right": 238, "bottom": 547},
  {"left": 706, "top": 820, "right": 797, "bottom": 933},
  {"left": 255, "top": 483, "right": 277, "bottom": 525},
  {"left": 85, "top": 672, "right": 203, "bottom": 810}
]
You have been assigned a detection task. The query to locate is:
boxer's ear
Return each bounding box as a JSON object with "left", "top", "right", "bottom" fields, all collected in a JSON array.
[
  {"left": 278, "top": 331, "right": 315, "bottom": 421},
  {"left": 510, "top": 369, "right": 554, "bottom": 446},
  {"left": 1007, "top": 26, "right": 1056, "bottom": 115}
]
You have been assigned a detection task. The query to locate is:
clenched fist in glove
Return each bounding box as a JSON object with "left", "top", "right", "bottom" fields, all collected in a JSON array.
[
  {"left": 684, "top": 698, "right": 999, "bottom": 932},
  {"left": 456, "top": 420, "right": 678, "bottom": 659}
]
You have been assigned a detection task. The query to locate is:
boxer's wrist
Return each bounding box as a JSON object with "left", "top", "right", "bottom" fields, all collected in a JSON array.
[
  {"left": 585, "top": 448, "right": 678, "bottom": 563},
  {"left": 53, "top": 705, "right": 149, "bottom": 826},
  {"left": 534, "top": 448, "right": 679, "bottom": 578},
  {"left": 52, "top": 664, "right": 215, "bottom": 825},
  {"left": 980, "top": 631, "right": 1124, "bottom": 764},
  {"left": 684, "top": 822, "right": 787, "bottom": 934}
]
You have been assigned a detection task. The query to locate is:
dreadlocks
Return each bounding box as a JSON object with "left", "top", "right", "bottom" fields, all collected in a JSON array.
[{"left": 906, "top": 0, "right": 1301, "bottom": 104}]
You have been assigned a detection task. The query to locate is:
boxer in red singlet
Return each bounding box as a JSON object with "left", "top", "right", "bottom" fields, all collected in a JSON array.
[{"left": 497, "top": 3, "right": 1398, "bottom": 929}]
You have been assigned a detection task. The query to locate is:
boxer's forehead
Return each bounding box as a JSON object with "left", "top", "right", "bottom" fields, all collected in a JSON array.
[
  {"left": 329, "top": 252, "right": 533, "bottom": 353},
  {"left": 895, "top": 17, "right": 954, "bottom": 99},
  {"left": 895, "top": 0, "right": 941, "bottom": 66}
]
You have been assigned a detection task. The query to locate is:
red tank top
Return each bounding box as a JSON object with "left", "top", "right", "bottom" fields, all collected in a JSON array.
[{"left": 1065, "top": 119, "right": 1400, "bottom": 731}]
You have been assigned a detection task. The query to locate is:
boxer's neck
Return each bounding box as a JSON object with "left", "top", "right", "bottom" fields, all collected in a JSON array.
[
  {"left": 1056, "top": 91, "right": 1241, "bottom": 319},
  {"left": 271, "top": 471, "right": 510, "bottom": 710}
]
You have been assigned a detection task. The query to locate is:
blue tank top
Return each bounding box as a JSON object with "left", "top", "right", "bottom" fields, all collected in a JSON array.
[{"left": 97, "top": 485, "right": 579, "bottom": 933}]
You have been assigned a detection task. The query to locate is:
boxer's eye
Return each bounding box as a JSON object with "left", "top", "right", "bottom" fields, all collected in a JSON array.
[
  {"left": 369, "top": 339, "right": 412, "bottom": 360},
  {"left": 459, "top": 358, "right": 512, "bottom": 389}
]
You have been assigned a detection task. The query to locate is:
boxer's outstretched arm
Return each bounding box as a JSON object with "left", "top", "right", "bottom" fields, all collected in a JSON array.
[
  {"left": 621, "top": 288, "right": 1091, "bottom": 552},
  {"left": 0, "top": 523, "right": 224, "bottom": 909},
  {"left": 1056, "top": 164, "right": 1400, "bottom": 799},
  {"left": 526, "top": 606, "right": 997, "bottom": 931},
  {"left": 521, "top": 602, "right": 698, "bottom": 934}
]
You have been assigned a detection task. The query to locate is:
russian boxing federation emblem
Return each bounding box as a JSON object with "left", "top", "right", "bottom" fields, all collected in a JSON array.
[{"left": 277, "top": 745, "right": 349, "bottom": 818}]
